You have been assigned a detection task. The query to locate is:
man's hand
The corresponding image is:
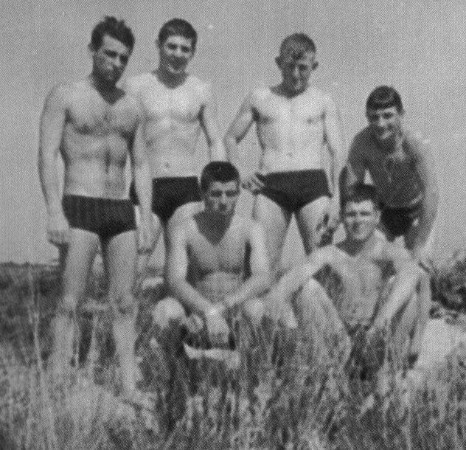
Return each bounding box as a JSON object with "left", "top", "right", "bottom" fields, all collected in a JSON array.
[
  {"left": 204, "top": 306, "right": 230, "bottom": 347},
  {"left": 137, "top": 216, "right": 155, "bottom": 254},
  {"left": 47, "top": 212, "right": 70, "bottom": 247},
  {"left": 242, "top": 172, "right": 265, "bottom": 194},
  {"left": 327, "top": 200, "right": 340, "bottom": 232}
]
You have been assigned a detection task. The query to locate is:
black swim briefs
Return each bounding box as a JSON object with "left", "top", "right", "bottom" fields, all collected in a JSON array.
[
  {"left": 62, "top": 195, "right": 136, "bottom": 240},
  {"left": 257, "top": 170, "right": 331, "bottom": 213},
  {"left": 381, "top": 201, "right": 422, "bottom": 237},
  {"left": 129, "top": 176, "right": 201, "bottom": 223}
]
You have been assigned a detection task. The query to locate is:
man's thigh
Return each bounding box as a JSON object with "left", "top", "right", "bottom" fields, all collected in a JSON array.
[
  {"left": 62, "top": 228, "right": 100, "bottom": 300},
  {"left": 296, "top": 196, "right": 331, "bottom": 252},
  {"left": 103, "top": 230, "right": 137, "bottom": 297},
  {"left": 253, "top": 194, "right": 291, "bottom": 266}
]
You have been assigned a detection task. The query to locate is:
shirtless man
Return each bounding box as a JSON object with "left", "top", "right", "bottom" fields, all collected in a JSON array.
[
  {"left": 38, "top": 17, "right": 154, "bottom": 397},
  {"left": 224, "top": 33, "right": 344, "bottom": 271},
  {"left": 341, "top": 86, "right": 439, "bottom": 263},
  {"left": 152, "top": 162, "right": 271, "bottom": 348},
  {"left": 125, "top": 18, "right": 225, "bottom": 281},
  {"left": 269, "top": 184, "right": 430, "bottom": 385}
]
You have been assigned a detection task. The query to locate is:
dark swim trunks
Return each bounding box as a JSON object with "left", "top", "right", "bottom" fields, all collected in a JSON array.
[
  {"left": 129, "top": 176, "right": 201, "bottom": 223},
  {"left": 257, "top": 170, "right": 331, "bottom": 212},
  {"left": 381, "top": 201, "right": 422, "bottom": 237},
  {"left": 62, "top": 195, "right": 136, "bottom": 240}
]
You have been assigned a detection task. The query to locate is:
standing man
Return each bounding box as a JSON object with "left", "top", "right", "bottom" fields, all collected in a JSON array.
[
  {"left": 125, "top": 18, "right": 226, "bottom": 282},
  {"left": 153, "top": 161, "right": 271, "bottom": 348},
  {"left": 224, "top": 33, "right": 344, "bottom": 272},
  {"left": 38, "top": 17, "right": 154, "bottom": 398},
  {"left": 341, "top": 86, "right": 439, "bottom": 263},
  {"left": 268, "top": 184, "right": 431, "bottom": 390}
]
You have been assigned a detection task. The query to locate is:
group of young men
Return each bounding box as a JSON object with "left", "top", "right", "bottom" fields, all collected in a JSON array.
[{"left": 38, "top": 16, "right": 438, "bottom": 399}]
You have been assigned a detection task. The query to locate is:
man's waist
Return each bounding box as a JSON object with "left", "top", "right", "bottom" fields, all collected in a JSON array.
[{"left": 195, "top": 273, "right": 243, "bottom": 301}]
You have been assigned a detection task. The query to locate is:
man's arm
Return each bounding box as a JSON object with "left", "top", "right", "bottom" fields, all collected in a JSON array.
[
  {"left": 224, "top": 93, "right": 255, "bottom": 168},
  {"left": 407, "top": 138, "right": 439, "bottom": 257},
  {"left": 221, "top": 222, "right": 272, "bottom": 311},
  {"left": 129, "top": 117, "right": 154, "bottom": 253},
  {"left": 323, "top": 96, "right": 345, "bottom": 226},
  {"left": 200, "top": 84, "right": 226, "bottom": 161},
  {"left": 165, "top": 222, "right": 214, "bottom": 316},
  {"left": 269, "top": 247, "right": 334, "bottom": 305},
  {"left": 339, "top": 135, "right": 367, "bottom": 197},
  {"left": 37, "top": 85, "right": 69, "bottom": 247}
]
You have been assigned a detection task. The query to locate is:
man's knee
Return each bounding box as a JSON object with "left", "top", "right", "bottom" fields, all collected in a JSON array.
[
  {"left": 242, "top": 298, "right": 265, "bottom": 326},
  {"left": 152, "top": 297, "right": 186, "bottom": 330},
  {"left": 114, "top": 292, "right": 137, "bottom": 317},
  {"left": 56, "top": 295, "right": 78, "bottom": 318}
]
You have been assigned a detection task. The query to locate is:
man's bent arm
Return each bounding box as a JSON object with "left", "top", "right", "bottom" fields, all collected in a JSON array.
[
  {"left": 272, "top": 248, "right": 332, "bottom": 302},
  {"left": 224, "top": 94, "right": 255, "bottom": 168},
  {"left": 223, "top": 222, "right": 272, "bottom": 310},
  {"left": 165, "top": 223, "right": 214, "bottom": 315},
  {"left": 37, "top": 85, "right": 69, "bottom": 245},
  {"left": 200, "top": 85, "right": 226, "bottom": 161},
  {"left": 409, "top": 139, "right": 439, "bottom": 256}
]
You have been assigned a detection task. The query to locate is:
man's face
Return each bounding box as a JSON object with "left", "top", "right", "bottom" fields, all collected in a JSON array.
[
  {"left": 342, "top": 200, "right": 380, "bottom": 242},
  {"left": 158, "top": 35, "right": 194, "bottom": 75},
  {"left": 277, "top": 51, "right": 316, "bottom": 95},
  {"left": 204, "top": 181, "right": 240, "bottom": 217},
  {"left": 366, "top": 106, "right": 403, "bottom": 144},
  {"left": 91, "top": 35, "right": 130, "bottom": 85}
]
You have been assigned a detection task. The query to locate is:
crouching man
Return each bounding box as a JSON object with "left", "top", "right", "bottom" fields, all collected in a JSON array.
[
  {"left": 269, "top": 184, "right": 431, "bottom": 389},
  {"left": 152, "top": 162, "right": 272, "bottom": 352}
]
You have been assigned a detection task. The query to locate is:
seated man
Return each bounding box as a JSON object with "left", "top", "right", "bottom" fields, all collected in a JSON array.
[
  {"left": 152, "top": 161, "right": 272, "bottom": 351},
  {"left": 269, "top": 184, "right": 431, "bottom": 386}
]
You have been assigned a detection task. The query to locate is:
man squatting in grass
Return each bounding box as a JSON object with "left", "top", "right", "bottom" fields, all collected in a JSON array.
[
  {"left": 224, "top": 33, "right": 344, "bottom": 273},
  {"left": 268, "top": 183, "right": 431, "bottom": 392},
  {"left": 341, "top": 86, "right": 439, "bottom": 265},
  {"left": 38, "top": 17, "right": 155, "bottom": 398},
  {"left": 124, "top": 18, "right": 225, "bottom": 286},
  {"left": 152, "top": 162, "right": 272, "bottom": 350}
]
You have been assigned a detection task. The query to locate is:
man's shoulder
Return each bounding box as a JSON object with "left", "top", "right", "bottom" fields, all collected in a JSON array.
[
  {"left": 402, "top": 128, "right": 431, "bottom": 156},
  {"left": 45, "top": 80, "right": 87, "bottom": 107},
  {"left": 349, "top": 127, "right": 374, "bottom": 154}
]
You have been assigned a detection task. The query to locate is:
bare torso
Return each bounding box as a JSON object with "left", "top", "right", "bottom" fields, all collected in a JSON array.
[
  {"left": 60, "top": 80, "right": 140, "bottom": 198},
  {"left": 251, "top": 86, "right": 332, "bottom": 173},
  {"left": 185, "top": 214, "right": 253, "bottom": 302},
  {"left": 324, "top": 240, "right": 395, "bottom": 325},
  {"left": 125, "top": 73, "right": 211, "bottom": 177},
  {"left": 349, "top": 128, "right": 424, "bottom": 207}
]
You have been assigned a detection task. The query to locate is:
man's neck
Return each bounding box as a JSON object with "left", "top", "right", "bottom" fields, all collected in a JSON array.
[
  {"left": 272, "top": 82, "right": 309, "bottom": 99},
  {"left": 89, "top": 73, "right": 115, "bottom": 93},
  {"left": 155, "top": 67, "right": 188, "bottom": 88},
  {"left": 343, "top": 233, "right": 379, "bottom": 257}
]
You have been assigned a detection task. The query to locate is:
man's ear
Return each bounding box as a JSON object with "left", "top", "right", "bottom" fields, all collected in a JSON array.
[
  {"left": 88, "top": 43, "right": 96, "bottom": 56},
  {"left": 312, "top": 61, "right": 319, "bottom": 70},
  {"left": 275, "top": 56, "right": 282, "bottom": 68}
]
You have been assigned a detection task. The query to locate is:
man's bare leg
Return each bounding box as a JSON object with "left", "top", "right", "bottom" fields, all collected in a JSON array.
[
  {"left": 294, "top": 278, "right": 351, "bottom": 365},
  {"left": 253, "top": 195, "right": 291, "bottom": 273},
  {"left": 103, "top": 231, "right": 138, "bottom": 396},
  {"left": 50, "top": 230, "right": 99, "bottom": 378},
  {"left": 296, "top": 196, "right": 331, "bottom": 253}
]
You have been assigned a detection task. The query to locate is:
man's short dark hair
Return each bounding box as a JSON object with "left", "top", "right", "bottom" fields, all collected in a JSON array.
[
  {"left": 341, "top": 183, "right": 381, "bottom": 210},
  {"left": 200, "top": 162, "right": 240, "bottom": 192},
  {"left": 158, "top": 18, "right": 197, "bottom": 51},
  {"left": 90, "top": 16, "right": 135, "bottom": 52},
  {"left": 279, "top": 33, "right": 316, "bottom": 61},
  {"left": 366, "top": 86, "right": 404, "bottom": 113}
]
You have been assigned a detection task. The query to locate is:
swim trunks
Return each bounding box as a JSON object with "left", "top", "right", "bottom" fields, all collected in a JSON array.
[
  {"left": 130, "top": 176, "right": 201, "bottom": 222},
  {"left": 257, "top": 170, "right": 330, "bottom": 212},
  {"left": 62, "top": 195, "right": 136, "bottom": 240},
  {"left": 381, "top": 201, "right": 422, "bottom": 237}
]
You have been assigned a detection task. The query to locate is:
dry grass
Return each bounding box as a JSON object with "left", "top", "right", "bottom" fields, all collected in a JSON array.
[{"left": 0, "top": 258, "right": 465, "bottom": 449}]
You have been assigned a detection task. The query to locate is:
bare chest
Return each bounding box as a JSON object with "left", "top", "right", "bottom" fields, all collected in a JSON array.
[{"left": 67, "top": 94, "right": 138, "bottom": 138}]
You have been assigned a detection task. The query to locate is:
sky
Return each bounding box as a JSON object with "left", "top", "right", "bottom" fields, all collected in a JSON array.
[{"left": 1, "top": 0, "right": 465, "bottom": 266}]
